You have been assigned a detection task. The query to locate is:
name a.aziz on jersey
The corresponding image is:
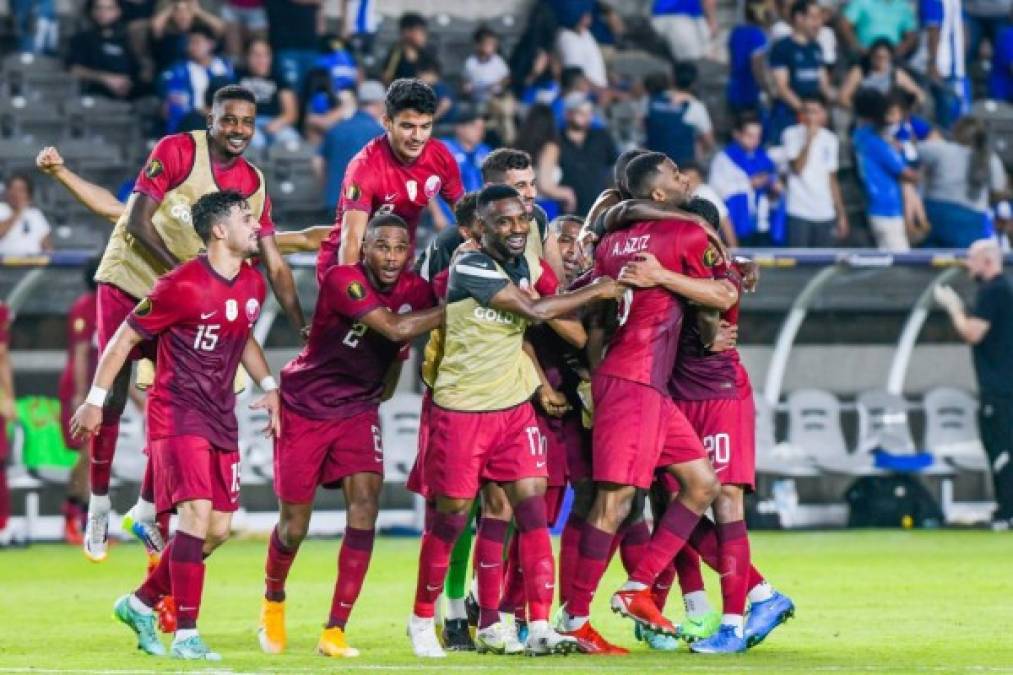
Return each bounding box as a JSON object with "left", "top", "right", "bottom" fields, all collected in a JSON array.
[
  {"left": 610, "top": 234, "right": 652, "bottom": 257},
  {"left": 473, "top": 306, "right": 519, "bottom": 325}
]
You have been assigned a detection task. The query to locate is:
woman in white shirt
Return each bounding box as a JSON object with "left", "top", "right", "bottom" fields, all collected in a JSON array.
[{"left": 0, "top": 174, "right": 52, "bottom": 256}]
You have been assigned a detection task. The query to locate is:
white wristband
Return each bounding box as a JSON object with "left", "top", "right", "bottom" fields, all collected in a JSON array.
[
  {"left": 86, "top": 386, "right": 108, "bottom": 407},
  {"left": 259, "top": 376, "right": 278, "bottom": 392}
]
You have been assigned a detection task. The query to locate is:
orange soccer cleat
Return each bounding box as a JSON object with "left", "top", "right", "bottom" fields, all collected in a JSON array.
[
  {"left": 560, "top": 621, "right": 629, "bottom": 655},
  {"left": 610, "top": 587, "right": 678, "bottom": 637},
  {"left": 155, "top": 595, "right": 177, "bottom": 634},
  {"left": 317, "top": 626, "right": 359, "bottom": 658},
  {"left": 258, "top": 599, "right": 287, "bottom": 654}
]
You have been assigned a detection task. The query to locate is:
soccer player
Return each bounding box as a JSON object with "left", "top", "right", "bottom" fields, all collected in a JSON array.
[
  {"left": 559, "top": 152, "right": 739, "bottom": 653},
  {"left": 317, "top": 78, "right": 464, "bottom": 281},
  {"left": 624, "top": 197, "right": 795, "bottom": 653},
  {"left": 408, "top": 184, "right": 622, "bottom": 658},
  {"left": 258, "top": 213, "right": 443, "bottom": 658},
  {"left": 71, "top": 190, "right": 281, "bottom": 661},
  {"left": 57, "top": 257, "right": 100, "bottom": 544},
  {"left": 81, "top": 85, "right": 305, "bottom": 564}
]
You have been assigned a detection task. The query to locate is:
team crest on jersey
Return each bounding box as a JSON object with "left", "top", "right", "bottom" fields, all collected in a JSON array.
[
  {"left": 346, "top": 183, "right": 361, "bottom": 201},
  {"left": 134, "top": 298, "right": 152, "bottom": 317},
  {"left": 406, "top": 180, "right": 418, "bottom": 202},
  {"left": 424, "top": 175, "right": 442, "bottom": 200},
  {"left": 245, "top": 298, "right": 260, "bottom": 322},
  {"left": 144, "top": 159, "right": 163, "bottom": 179},
  {"left": 347, "top": 281, "right": 367, "bottom": 300},
  {"left": 226, "top": 299, "right": 239, "bottom": 321},
  {"left": 703, "top": 245, "right": 720, "bottom": 267}
]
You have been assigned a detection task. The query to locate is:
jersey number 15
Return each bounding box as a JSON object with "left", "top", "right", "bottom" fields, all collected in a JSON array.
[{"left": 194, "top": 324, "right": 220, "bottom": 351}]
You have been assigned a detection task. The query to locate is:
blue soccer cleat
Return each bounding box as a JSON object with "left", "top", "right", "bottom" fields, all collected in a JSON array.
[
  {"left": 689, "top": 625, "right": 747, "bottom": 654},
  {"left": 121, "top": 512, "right": 164, "bottom": 554},
  {"left": 171, "top": 634, "right": 222, "bottom": 661},
  {"left": 744, "top": 591, "right": 795, "bottom": 648},
  {"left": 635, "top": 622, "right": 680, "bottom": 651},
  {"left": 113, "top": 595, "right": 165, "bottom": 656}
]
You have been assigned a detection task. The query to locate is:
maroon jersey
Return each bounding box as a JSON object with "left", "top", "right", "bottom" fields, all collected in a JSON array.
[
  {"left": 670, "top": 260, "right": 751, "bottom": 401},
  {"left": 127, "top": 256, "right": 266, "bottom": 449},
  {"left": 593, "top": 219, "right": 715, "bottom": 393},
  {"left": 281, "top": 263, "right": 435, "bottom": 420},
  {"left": 317, "top": 135, "right": 464, "bottom": 276},
  {"left": 0, "top": 303, "right": 8, "bottom": 455},
  {"left": 58, "top": 292, "right": 98, "bottom": 402}
]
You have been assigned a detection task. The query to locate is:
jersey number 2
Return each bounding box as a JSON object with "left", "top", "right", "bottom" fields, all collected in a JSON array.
[{"left": 343, "top": 322, "right": 367, "bottom": 348}]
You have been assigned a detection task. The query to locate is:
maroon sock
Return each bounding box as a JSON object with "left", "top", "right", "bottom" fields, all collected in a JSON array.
[
  {"left": 513, "top": 496, "right": 554, "bottom": 621},
  {"left": 689, "top": 517, "right": 765, "bottom": 590},
  {"left": 631, "top": 499, "right": 700, "bottom": 586},
  {"left": 498, "top": 535, "right": 526, "bottom": 621},
  {"left": 674, "top": 546, "right": 705, "bottom": 595},
  {"left": 327, "top": 526, "right": 375, "bottom": 629},
  {"left": 140, "top": 459, "right": 155, "bottom": 503},
  {"left": 88, "top": 422, "right": 119, "bottom": 495},
  {"left": 413, "top": 510, "right": 467, "bottom": 618},
  {"left": 155, "top": 512, "right": 171, "bottom": 546},
  {"left": 619, "top": 520, "right": 651, "bottom": 577},
  {"left": 136, "top": 539, "right": 174, "bottom": 607},
  {"left": 717, "top": 520, "right": 750, "bottom": 616},
  {"left": 474, "top": 517, "right": 508, "bottom": 628},
  {"left": 653, "top": 562, "right": 678, "bottom": 611},
  {"left": 423, "top": 501, "right": 436, "bottom": 533},
  {"left": 169, "top": 532, "right": 205, "bottom": 629},
  {"left": 558, "top": 513, "right": 583, "bottom": 606},
  {"left": 264, "top": 526, "right": 299, "bottom": 602},
  {"left": 567, "top": 523, "right": 614, "bottom": 618}
]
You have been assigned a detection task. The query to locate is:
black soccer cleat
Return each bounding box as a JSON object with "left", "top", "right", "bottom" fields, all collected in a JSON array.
[
  {"left": 465, "top": 591, "right": 480, "bottom": 629},
  {"left": 442, "top": 618, "right": 476, "bottom": 651}
]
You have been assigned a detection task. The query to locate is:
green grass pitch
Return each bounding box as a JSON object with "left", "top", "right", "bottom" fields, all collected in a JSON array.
[{"left": 1, "top": 530, "right": 1011, "bottom": 673}]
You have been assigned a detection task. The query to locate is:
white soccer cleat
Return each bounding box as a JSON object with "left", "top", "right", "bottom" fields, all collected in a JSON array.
[
  {"left": 407, "top": 615, "right": 446, "bottom": 658},
  {"left": 476, "top": 621, "right": 525, "bottom": 655},
  {"left": 83, "top": 509, "right": 109, "bottom": 562},
  {"left": 524, "top": 620, "right": 581, "bottom": 656}
]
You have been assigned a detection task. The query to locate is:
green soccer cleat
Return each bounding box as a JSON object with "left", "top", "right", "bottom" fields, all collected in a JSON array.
[
  {"left": 678, "top": 610, "right": 721, "bottom": 643},
  {"left": 635, "top": 622, "right": 681, "bottom": 651},
  {"left": 171, "top": 634, "right": 222, "bottom": 661},
  {"left": 113, "top": 595, "right": 165, "bottom": 656}
]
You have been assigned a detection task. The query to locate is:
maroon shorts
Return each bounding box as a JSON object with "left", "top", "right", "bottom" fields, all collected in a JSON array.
[
  {"left": 406, "top": 387, "right": 433, "bottom": 499},
  {"left": 544, "top": 485, "right": 566, "bottom": 528},
  {"left": 150, "top": 435, "right": 240, "bottom": 514},
  {"left": 562, "top": 413, "right": 592, "bottom": 483},
  {"left": 274, "top": 405, "right": 382, "bottom": 504},
  {"left": 59, "top": 397, "right": 84, "bottom": 451},
  {"left": 535, "top": 410, "right": 568, "bottom": 488},
  {"left": 676, "top": 395, "right": 756, "bottom": 490},
  {"left": 592, "top": 375, "right": 707, "bottom": 489},
  {"left": 426, "top": 402, "right": 546, "bottom": 499},
  {"left": 96, "top": 283, "right": 156, "bottom": 359}
]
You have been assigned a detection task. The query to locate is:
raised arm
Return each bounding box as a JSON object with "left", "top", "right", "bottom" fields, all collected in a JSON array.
[
  {"left": 338, "top": 210, "right": 370, "bottom": 265},
  {"left": 37, "top": 147, "right": 124, "bottom": 224},
  {"left": 356, "top": 304, "right": 445, "bottom": 343},
  {"left": 618, "top": 251, "right": 738, "bottom": 311},
  {"left": 275, "top": 225, "right": 331, "bottom": 254}
]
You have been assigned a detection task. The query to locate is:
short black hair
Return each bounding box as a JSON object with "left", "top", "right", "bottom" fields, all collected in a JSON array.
[
  {"left": 561, "top": 66, "right": 586, "bottom": 91},
  {"left": 614, "top": 148, "right": 648, "bottom": 196},
  {"left": 624, "top": 152, "right": 668, "bottom": 200},
  {"left": 189, "top": 23, "right": 218, "bottom": 42},
  {"left": 6, "top": 172, "right": 33, "bottom": 196},
  {"left": 733, "top": 110, "right": 762, "bottom": 131},
  {"left": 399, "top": 12, "right": 427, "bottom": 31},
  {"left": 643, "top": 71, "right": 670, "bottom": 96},
  {"left": 673, "top": 62, "right": 697, "bottom": 91},
  {"left": 474, "top": 25, "right": 497, "bottom": 43},
  {"left": 481, "top": 148, "right": 533, "bottom": 183},
  {"left": 477, "top": 183, "right": 521, "bottom": 211},
  {"left": 790, "top": 0, "right": 815, "bottom": 20},
  {"left": 191, "top": 190, "right": 248, "bottom": 244},
  {"left": 550, "top": 214, "right": 584, "bottom": 234},
  {"left": 385, "top": 78, "right": 437, "bottom": 118},
  {"left": 213, "top": 84, "right": 256, "bottom": 109},
  {"left": 84, "top": 255, "right": 100, "bottom": 291},
  {"left": 886, "top": 86, "right": 916, "bottom": 112},
  {"left": 684, "top": 197, "right": 720, "bottom": 229},
  {"left": 454, "top": 191, "right": 481, "bottom": 229},
  {"left": 854, "top": 87, "right": 888, "bottom": 126},
  {"left": 366, "top": 213, "right": 409, "bottom": 232},
  {"left": 800, "top": 93, "right": 827, "bottom": 108}
]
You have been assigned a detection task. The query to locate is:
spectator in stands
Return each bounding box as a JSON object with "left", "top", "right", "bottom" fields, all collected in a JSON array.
[
  {"left": 683, "top": 161, "right": 739, "bottom": 246},
  {"left": 644, "top": 65, "right": 714, "bottom": 168},
  {"left": 558, "top": 92, "right": 618, "bottom": 215},
  {"left": 0, "top": 300, "right": 13, "bottom": 547},
  {"left": 300, "top": 67, "right": 345, "bottom": 146},
  {"left": 11, "top": 0, "right": 58, "bottom": 55},
  {"left": 552, "top": 66, "right": 593, "bottom": 127},
  {"left": 465, "top": 26, "right": 511, "bottom": 103},
  {"left": 67, "top": 0, "right": 139, "bottom": 100},
  {"left": 839, "top": 39, "right": 926, "bottom": 109},
  {"left": 710, "top": 112, "right": 785, "bottom": 245},
  {"left": 416, "top": 55, "right": 454, "bottom": 121},
  {"left": 782, "top": 95, "right": 849, "bottom": 246},
  {"left": 993, "top": 201, "right": 1013, "bottom": 250},
  {"left": 727, "top": 0, "right": 772, "bottom": 114},
  {"left": 591, "top": 2, "right": 626, "bottom": 54},
  {"left": 770, "top": 0, "right": 837, "bottom": 67},
  {"left": 650, "top": 0, "right": 717, "bottom": 61},
  {"left": 768, "top": 0, "right": 836, "bottom": 144},
  {"left": 221, "top": 0, "right": 266, "bottom": 62},
  {"left": 840, "top": 0, "right": 918, "bottom": 57},
  {"left": 339, "top": 0, "right": 380, "bottom": 56},
  {"left": 159, "top": 26, "right": 234, "bottom": 133},
  {"left": 888, "top": 89, "right": 937, "bottom": 145},
  {"left": 933, "top": 239, "right": 1013, "bottom": 530},
  {"left": 149, "top": 0, "right": 225, "bottom": 76},
  {"left": 988, "top": 24, "right": 1013, "bottom": 101},
  {"left": 264, "top": 0, "right": 322, "bottom": 94},
  {"left": 435, "top": 106, "right": 492, "bottom": 226},
  {"left": 915, "top": 0, "right": 968, "bottom": 128},
  {"left": 852, "top": 87, "right": 919, "bottom": 251},
  {"left": 919, "top": 116, "right": 1009, "bottom": 247},
  {"left": 382, "top": 12, "right": 432, "bottom": 84},
  {"left": 518, "top": 48, "right": 561, "bottom": 112},
  {"left": 315, "top": 33, "right": 359, "bottom": 95},
  {"left": 556, "top": 9, "right": 609, "bottom": 91},
  {"left": 315, "top": 80, "right": 385, "bottom": 214},
  {"left": 238, "top": 37, "right": 299, "bottom": 149},
  {"left": 517, "top": 103, "right": 578, "bottom": 216},
  {"left": 0, "top": 174, "right": 52, "bottom": 255},
  {"left": 964, "top": 0, "right": 1011, "bottom": 66},
  {"left": 883, "top": 90, "right": 932, "bottom": 242}
]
